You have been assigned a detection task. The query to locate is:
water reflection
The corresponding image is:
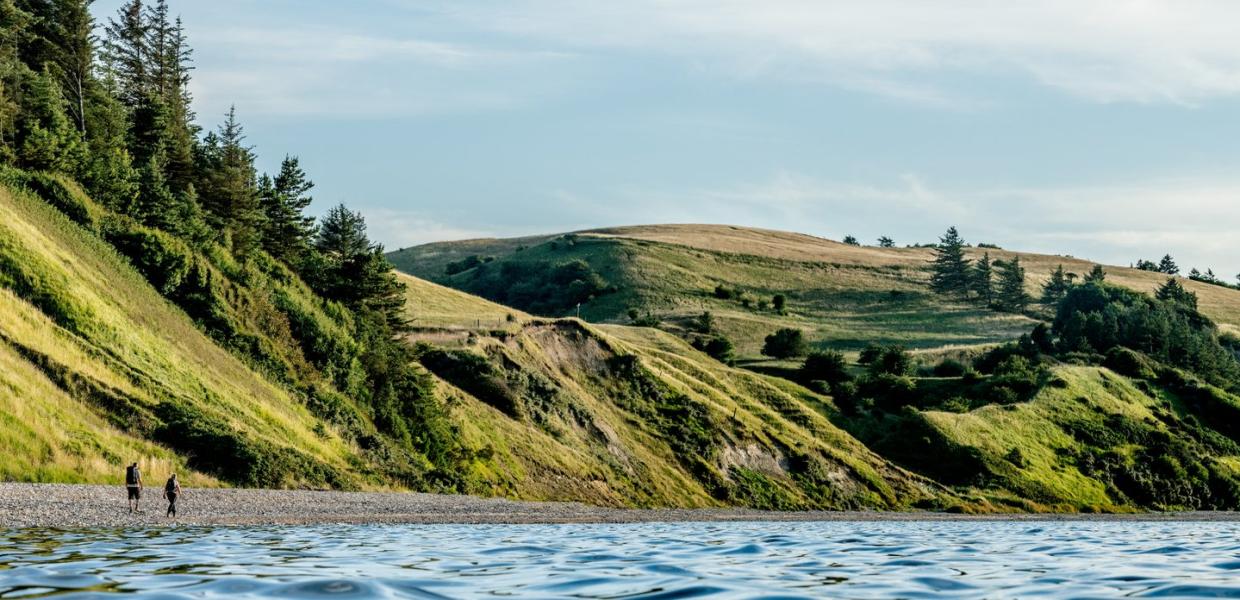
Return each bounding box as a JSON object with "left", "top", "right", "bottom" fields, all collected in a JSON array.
[{"left": 0, "top": 521, "right": 1239, "bottom": 598}]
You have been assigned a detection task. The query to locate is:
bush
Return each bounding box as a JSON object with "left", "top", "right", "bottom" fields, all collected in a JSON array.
[
  {"left": 699, "top": 332, "right": 734, "bottom": 364},
  {"left": 762, "top": 328, "right": 808, "bottom": 359},
  {"left": 713, "top": 284, "right": 735, "bottom": 300},
  {"left": 932, "top": 358, "right": 970, "bottom": 377},
  {"left": 801, "top": 350, "right": 850, "bottom": 386},
  {"left": 444, "top": 254, "right": 491, "bottom": 275},
  {"left": 867, "top": 345, "right": 912, "bottom": 377}
]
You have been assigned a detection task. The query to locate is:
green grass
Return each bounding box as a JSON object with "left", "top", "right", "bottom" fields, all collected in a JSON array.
[
  {"left": 392, "top": 233, "right": 1037, "bottom": 359},
  {"left": 390, "top": 224, "right": 1240, "bottom": 359},
  {"left": 0, "top": 180, "right": 362, "bottom": 488},
  {"left": 395, "top": 270, "right": 948, "bottom": 509}
]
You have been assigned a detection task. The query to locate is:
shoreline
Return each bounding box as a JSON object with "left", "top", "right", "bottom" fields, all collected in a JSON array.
[{"left": 2, "top": 483, "right": 1238, "bottom": 528}]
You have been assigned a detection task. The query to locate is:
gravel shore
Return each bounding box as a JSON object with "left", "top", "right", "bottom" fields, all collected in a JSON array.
[{"left": 2, "top": 483, "right": 1237, "bottom": 527}]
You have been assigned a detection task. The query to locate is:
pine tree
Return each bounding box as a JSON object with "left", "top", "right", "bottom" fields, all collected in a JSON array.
[
  {"left": 260, "top": 155, "right": 317, "bottom": 264},
  {"left": 314, "top": 204, "right": 408, "bottom": 332},
  {"left": 971, "top": 251, "right": 993, "bottom": 305},
  {"left": 1156, "top": 277, "right": 1198, "bottom": 310},
  {"left": 930, "top": 226, "right": 972, "bottom": 297},
  {"left": 1084, "top": 264, "right": 1106, "bottom": 283},
  {"left": 1159, "top": 254, "right": 1179, "bottom": 275},
  {"left": 1041, "top": 264, "right": 1070, "bottom": 304},
  {"left": 994, "top": 256, "right": 1029, "bottom": 313},
  {"left": 877, "top": 236, "right": 894, "bottom": 248},
  {"left": 101, "top": 0, "right": 148, "bottom": 107},
  {"left": 197, "top": 106, "right": 263, "bottom": 253}
]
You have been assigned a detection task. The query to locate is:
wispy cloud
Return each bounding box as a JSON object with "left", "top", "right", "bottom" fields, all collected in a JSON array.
[
  {"left": 570, "top": 171, "right": 1240, "bottom": 277},
  {"left": 441, "top": 0, "right": 1240, "bottom": 106},
  {"left": 185, "top": 23, "right": 574, "bottom": 118}
]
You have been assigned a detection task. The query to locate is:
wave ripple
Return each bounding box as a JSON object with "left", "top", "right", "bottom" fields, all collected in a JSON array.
[{"left": 2, "top": 521, "right": 1240, "bottom": 598}]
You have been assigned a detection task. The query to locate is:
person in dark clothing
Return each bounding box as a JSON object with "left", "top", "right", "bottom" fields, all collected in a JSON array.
[
  {"left": 125, "top": 462, "right": 143, "bottom": 513},
  {"left": 163, "top": 474, "right": 181, "bottom": 518}
]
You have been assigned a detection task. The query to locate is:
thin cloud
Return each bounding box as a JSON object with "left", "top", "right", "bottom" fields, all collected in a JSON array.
[
  {"left": 574, "top": 172, "right": 1240, "bottom": 277},
  {"left": 440, "top": 0, "right": 1240, "bottom": 105}
]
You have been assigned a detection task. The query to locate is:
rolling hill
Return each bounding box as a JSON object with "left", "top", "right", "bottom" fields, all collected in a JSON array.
[
  {"left": 389, "top": 224, "right": 1240, "bottom": 359},
  {"left": 5, "top": 172, "right": 1240, "bottom": 512},
  {"left": 0, "top": 173, "right": 955, "bottom": 510}
]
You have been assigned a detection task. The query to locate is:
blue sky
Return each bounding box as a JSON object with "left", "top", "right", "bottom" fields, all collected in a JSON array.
[{"left": 94, "top": 1, "right": 1240, "bottom": 278}]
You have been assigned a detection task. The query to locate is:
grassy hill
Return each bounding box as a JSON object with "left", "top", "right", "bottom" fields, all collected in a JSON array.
[
  {"left": 389, "top": 224, "right": 1240, "bottom": 358},
  {"left": 399, "top": 273, "right": 948, "bottom": 509},
  {"left": 0, "top": 173, "right": 957, "bottom": 510},
  {"left": 7, "top": 172, "right": 1240, "bottom": 513},
  {"left": 0, "top": 177, "right": 358, "bottom": 487}
]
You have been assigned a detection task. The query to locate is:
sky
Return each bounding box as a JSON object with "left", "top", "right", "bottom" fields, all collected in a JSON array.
[{"left": 93, "top": 1, "right": 1240, "bottom": 279}]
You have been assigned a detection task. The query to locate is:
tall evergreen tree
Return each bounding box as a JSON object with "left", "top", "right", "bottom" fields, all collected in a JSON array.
[
  {"left": 971, "top": 251, "right": 994, "bottom": 305},
  {"left": 994, "top": 256, "right": 1029, "bottom": 313},
  {"left": 1084, "top": 264, "right": 1106, "bottom": 283},
  {"left": 101, "top": 0, "right": 147, "bottom": 106},
  {"left": 1041, "top": 264, "right": 1071, "bottom": 304},
  {"left": 930, "top": 226, "right": 972, "bottom": 297},
  {"left": 314, "top": 204, "right": 408, "bottom": 332},
  {"left": 1156, "top": 277, "right": 1198, "bottom": 310},
  {"left": 197, "top": 106, "right": 263, "bottom": 253},
  {"left": 260, "top": 155, "right": 316, "bottom": 264},
  {"left": 1159, "top": 254, "right": 1180, "bottom": 275}
]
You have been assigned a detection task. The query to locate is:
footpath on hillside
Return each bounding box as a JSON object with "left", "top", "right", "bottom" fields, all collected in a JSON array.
[{"left": 1, "top": 484, "right": 1236, "bottom": 527}]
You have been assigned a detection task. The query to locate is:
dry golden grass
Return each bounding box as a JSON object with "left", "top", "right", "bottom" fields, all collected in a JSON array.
[
  {"left": 584, "top": 224, "right": 1240, "bottom": 328},
  {"left": 398, "top": 272, "right": 529, "bottom": 330}
]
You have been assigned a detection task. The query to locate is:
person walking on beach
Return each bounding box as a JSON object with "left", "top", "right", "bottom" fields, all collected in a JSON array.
[
  {"left": 163, "top": 474, "right": 181, "bottom": 518},
  {"left": 125, "top": 462, "right": 143, "bottom": 513}
]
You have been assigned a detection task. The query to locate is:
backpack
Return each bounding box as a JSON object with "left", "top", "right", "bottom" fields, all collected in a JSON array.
[{"left": 125, "top": 465, "right": 138, "bottom": 485}]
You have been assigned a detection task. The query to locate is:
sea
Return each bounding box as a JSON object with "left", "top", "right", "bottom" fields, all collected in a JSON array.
[{"left": 3, "top": 520, "right": 1240, "bottom": 598}]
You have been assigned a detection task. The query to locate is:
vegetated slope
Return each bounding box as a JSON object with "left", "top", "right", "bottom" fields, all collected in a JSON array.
[
  {"left": 0, "top": 178, "right": 356, "bottom": 487},
  {"left": 400, "top": 274, "right": 951, "bottom": 510},
  {"left": 389, "top": 224, "right": 1240, "bottom": 356}
]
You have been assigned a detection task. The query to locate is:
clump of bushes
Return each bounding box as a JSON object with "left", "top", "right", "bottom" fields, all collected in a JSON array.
[
  {"left": 762, "top": 328, "right": 807, "bottom": 359},
  {"left": 444, "top": 254, "right": 493, "bottom": 275},
  {"left": 464, "top": 258, "right": 614, "bottom": 316}
]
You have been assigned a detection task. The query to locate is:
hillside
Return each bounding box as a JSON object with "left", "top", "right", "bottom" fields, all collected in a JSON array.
[
  {"left": 0, "top": 173, "right": 960, "bottom": 510},
  {"left": 399, "top": 273, "right": 947, "bottom": 509},
  {"left": 0, "top": 177, "right": 357, "bottom": 487},
  {"left": 389, "top": 224, "right": 1240, "bottom": 358}
]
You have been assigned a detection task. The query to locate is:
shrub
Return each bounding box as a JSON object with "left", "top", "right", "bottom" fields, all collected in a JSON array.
[
  {"left": 762, "top": 328, "right": 808, "bottom": 359},
  {"left": 867, "top": 345, "right": 912, "bottom": 377},
  {"left": 801, "top": 350, "right": 851, "bottom": 386},
  {"left": 932, "top": 358, "right": 970, "bottom": 377},
  {"left": 699, "top": 334, "right": 734, "bottom": 364}
]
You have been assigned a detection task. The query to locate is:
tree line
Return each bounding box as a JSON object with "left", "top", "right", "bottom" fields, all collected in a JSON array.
[
  {"left": 0, "top": 0, "right": 404, "bottom": 326},
  {"left": 0, "top": 1, "right": 463, "bottom": 482}
]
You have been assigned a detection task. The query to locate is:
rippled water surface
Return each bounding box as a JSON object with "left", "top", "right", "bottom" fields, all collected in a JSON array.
[{"left": 3, "top": 521, "right": 1240, "bottom": 598}]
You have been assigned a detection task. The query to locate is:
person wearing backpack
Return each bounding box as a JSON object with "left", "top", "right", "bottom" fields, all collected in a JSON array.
[
  {"left": 163, "top": 473, "right": 182, "bottom": 518},
  {"left": 124, "top": 462, "right": 143, "bottom": 513}
]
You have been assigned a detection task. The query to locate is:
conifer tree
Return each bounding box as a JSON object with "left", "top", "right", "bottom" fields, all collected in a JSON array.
[
  {"left": 101, "top": 0, "right": 147, "bottom": 106},
  {"left": 994, "top": 256, "right": 1029, "bottom": 312},
  {"left": 197, "top": 106, "right": 263, "bottom": 253},
  {"left": 1041, "top": 264, "right": 1071, "bottom": 304},
  {"left": 314, "top": 204, "right": 408, "bottom": 332},
  {"left": 877, "top": 236, "right": 894, "bottom": 248},
  {"left": 1156, "top": 277, "right": 1198, "bottom": 310},
  {"left": 260, "top": 155, "right": 317, "bottom": 264},
  {"left": 1159, "top": 254, "right": 1180, "bottom": 275},
  {"left": 1084, "top": 264, "right": 1106, "bottom": 283},
  {"left": 931, "top": 226, "right": 972, "bottom": 297},
  {"left": 971, "top": 251, "right": 994, "bottom": 305}
]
